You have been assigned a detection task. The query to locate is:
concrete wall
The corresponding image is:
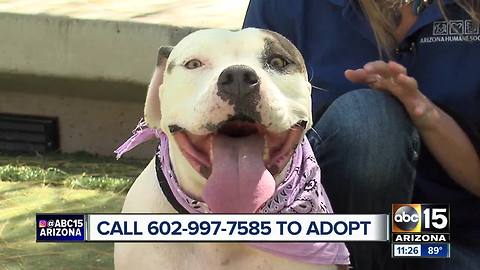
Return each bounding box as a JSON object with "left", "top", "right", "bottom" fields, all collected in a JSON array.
[
  {"left": 0, "top": 13, "right": 198, "bottom": 158},
  {"left": 0, "top": 91, "right": 156, "bottom": 159},
  {"left": 0, "top": 12, "right": 196, "bottom": 85}
]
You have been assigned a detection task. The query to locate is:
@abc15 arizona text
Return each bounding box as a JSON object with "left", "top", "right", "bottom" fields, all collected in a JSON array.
[{"left": 392, "top": 204, "right": 450, "bottom": 243}]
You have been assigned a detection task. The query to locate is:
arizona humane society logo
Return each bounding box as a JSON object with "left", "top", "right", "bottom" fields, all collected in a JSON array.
[{"left": 420, "top": 20, "right": 480, "bottom": 43}]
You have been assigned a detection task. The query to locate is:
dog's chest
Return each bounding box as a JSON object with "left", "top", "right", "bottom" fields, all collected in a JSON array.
[
  {"left": 116, "top": 160, "right": 337, "bottom": 270},
  {"left": 144, "top": 242, "right": 334, "bottom": 270},
  {"left": 152, "top": 243, "right": 256, "bottom": 269}
]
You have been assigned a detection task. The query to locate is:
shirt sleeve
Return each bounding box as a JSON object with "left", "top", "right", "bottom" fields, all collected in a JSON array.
[{"left": 242, "top": 0, "right": 295, "bottom": 43}]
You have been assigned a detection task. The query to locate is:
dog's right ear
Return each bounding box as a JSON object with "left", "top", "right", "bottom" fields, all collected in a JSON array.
[{"left": 144, "top": 46, "right": 173, "bottom": 129}]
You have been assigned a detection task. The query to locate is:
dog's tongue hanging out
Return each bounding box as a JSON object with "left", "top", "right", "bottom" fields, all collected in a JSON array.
[{"left": 202, "top": 134, "right": 276, "bottom": 213}]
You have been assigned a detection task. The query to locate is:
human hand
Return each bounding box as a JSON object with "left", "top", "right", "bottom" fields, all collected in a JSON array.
[{"left": 345, "top": 60, "right": 434, "bottom": 127}]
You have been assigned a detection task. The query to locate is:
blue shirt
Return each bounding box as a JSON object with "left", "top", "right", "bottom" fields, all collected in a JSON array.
[{"left": 244, "top": 0, "right": 480, "bottom": 239}]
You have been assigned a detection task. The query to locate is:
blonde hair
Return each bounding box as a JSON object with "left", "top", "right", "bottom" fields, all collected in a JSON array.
[{"left": 358, "top": 0, "right": 480, "bottom": 58}]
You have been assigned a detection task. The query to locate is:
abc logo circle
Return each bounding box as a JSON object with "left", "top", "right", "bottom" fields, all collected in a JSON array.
[{"left": 394, "top": 206, "right": 419, "bottom": 231}]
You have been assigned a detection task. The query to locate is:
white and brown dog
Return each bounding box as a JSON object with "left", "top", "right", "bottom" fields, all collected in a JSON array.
[{"left": 114, "top": 28, "right": 348, "bottom": 270}]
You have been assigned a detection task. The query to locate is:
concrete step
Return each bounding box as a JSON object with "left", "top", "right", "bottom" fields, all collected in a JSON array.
[{"left": 0, "top": 0, "right": 249, "bottom": 29}]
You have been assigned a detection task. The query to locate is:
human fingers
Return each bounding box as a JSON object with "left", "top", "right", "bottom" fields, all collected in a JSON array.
[
  {"left": 345, "top": 68, "right": 378, "bottom": 84},
  {"left": 363, "top": 60, "right": 392, "bottom": 78}
]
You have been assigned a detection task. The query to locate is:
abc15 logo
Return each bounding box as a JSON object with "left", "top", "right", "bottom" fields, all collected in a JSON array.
[{"left": 392, "top": 204, "right": 450, "bottom": 233}]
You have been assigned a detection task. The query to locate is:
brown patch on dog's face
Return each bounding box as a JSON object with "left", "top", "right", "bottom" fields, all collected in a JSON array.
[{"left": 261, "top": 30, "right": 306, "bottom": 74}]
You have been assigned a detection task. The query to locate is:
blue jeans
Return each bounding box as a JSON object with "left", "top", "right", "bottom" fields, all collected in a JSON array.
[{"left": 307, "top": 89, "right": 479, "bottom": 270}]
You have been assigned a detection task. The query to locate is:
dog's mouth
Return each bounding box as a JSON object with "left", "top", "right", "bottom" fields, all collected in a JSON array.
[
  {"left": 169, "top": 118, "right": 307, "bottom": 213},
  {"left": 170, "top": 119, "right": 307, "bottom": 178}
]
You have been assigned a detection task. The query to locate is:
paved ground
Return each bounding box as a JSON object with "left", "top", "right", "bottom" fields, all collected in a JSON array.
[{"left": 0, "top": 0, "right": 250, "bottom": 29}]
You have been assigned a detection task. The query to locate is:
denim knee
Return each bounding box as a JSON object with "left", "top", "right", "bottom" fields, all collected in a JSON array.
[
  {"left": 309, "top": 89, "right": 419, "bottom": 155},
  {"left": 308, "top": 89, "right": 420, "bottom": 213}
]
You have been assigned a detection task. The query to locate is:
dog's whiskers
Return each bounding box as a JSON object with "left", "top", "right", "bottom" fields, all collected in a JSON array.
[
  {"left": 307, "top": 64, "right": 315, "bottom": 83},
  {"left": 307, "top": 64, "right": 328, "bottom": 92},
  {"left": 311, "top": 84, "right": 327, "bottom": 92}
]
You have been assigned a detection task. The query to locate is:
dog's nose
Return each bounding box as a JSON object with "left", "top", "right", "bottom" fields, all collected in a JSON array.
[{"left": 217, "top": 65, "right": 260, "bottom": 100}]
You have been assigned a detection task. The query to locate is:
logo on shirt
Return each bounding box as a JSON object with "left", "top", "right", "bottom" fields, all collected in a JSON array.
[{"left": 420, "top": 20, "right": 480, "bottom": 43}]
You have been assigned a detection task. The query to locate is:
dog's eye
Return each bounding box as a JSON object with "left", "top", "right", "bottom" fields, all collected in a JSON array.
[
  {"left": 268, "top": 56, "right": 289, "bottom": 69},
  {"left": 184, "top": 59, "right": 204, "bottom": 69}
]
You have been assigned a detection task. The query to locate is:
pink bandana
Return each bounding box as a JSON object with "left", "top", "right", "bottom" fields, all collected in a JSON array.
[{"left": 115, "top": 120, "right": 350, "bottom": 265}]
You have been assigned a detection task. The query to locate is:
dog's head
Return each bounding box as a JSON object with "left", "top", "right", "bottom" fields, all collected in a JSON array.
[{"left": 145, "top": 28, "right": 312, "bottom": 213}]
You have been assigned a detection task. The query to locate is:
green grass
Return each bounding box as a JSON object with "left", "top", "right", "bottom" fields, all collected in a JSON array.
[
  {"left": 0, "top": 152, "right": 149, "bottom": 193},
  {"left": 0, "top": 152, "right": 149, "bottom": 270},
  {"left": 0, "top": 182, "right": 125, "bottom": 270}
]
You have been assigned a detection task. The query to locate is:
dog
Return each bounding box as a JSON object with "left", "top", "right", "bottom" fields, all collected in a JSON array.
[{"left": 114, "top": 28, "right": 349, "bottom": 270}]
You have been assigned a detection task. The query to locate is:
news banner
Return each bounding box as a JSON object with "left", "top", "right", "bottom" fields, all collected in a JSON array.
[{"left": 36, "top": 204, "right": 450, "bottom": 258}]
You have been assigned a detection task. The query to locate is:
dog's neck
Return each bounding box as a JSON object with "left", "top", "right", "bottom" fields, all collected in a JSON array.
[{"left": 168, "top": 138, "right": 292, "bottom": 201}]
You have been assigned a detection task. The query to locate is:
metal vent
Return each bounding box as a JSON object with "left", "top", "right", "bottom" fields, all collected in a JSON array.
[{"left": 0, "top": 113, "right": 59, "bottom": 153}]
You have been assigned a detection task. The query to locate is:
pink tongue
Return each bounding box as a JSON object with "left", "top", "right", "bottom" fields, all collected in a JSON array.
[{"left": 202, "top": 134, "right": 275, "bottom": 213}]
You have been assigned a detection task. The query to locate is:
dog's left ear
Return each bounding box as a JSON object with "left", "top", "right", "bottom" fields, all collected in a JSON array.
[{"left": 144, "top": 46, "right": 173, "bottom": 129}]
